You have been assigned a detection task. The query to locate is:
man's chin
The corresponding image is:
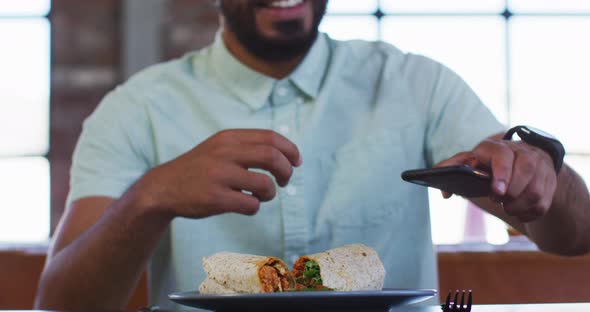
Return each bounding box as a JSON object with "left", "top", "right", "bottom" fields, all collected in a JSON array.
[
  {"left": 246, "top": 40, "right": 314, "bottom": 62},
  {"left": 238, "top": 28, "right": 318, "bottom": 62},
  {"left": 260, "top": 34, "right": 311, "bottom": 47}
]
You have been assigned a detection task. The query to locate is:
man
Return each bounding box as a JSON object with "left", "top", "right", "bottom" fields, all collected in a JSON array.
[{"left": 36, "top": 0, "right": 590, "bottom": 309}]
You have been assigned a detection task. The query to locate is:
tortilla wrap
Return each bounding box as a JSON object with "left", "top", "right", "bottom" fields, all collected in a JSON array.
[
  {"left": 293, "top": 244, "right": 385, "bottom": 291},
  {"left": 199, "top": 252, "right": 293, "bottom": 294}
]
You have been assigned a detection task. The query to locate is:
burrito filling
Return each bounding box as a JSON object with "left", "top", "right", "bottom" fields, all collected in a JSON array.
[
  {"left": 259, "top": 260, "right": 292, "bottom": 292},
  {"left": 292, "top": 260, "right": 333, "bottom": 291}
]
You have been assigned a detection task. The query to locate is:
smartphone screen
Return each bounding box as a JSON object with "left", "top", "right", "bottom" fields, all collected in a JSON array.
[{"left": 401, "top": 165, "right": 491, "bottom": 198}]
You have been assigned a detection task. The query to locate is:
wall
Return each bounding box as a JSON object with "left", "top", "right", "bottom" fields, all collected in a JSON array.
[{"left": 163, "top": 0, "right": 219, "bottom": 60}]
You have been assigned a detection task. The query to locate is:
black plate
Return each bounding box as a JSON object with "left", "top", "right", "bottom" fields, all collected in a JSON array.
[{"left": 168, "top": 288, "right": 436, "bottom": 312}]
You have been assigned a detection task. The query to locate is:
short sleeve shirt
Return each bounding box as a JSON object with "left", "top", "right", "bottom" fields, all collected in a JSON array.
[{"left": 68, "top": 32, "right": 504, "bottom": 308}]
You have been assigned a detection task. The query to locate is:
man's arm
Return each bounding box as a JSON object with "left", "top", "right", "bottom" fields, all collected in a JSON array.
[
  {"left": 439, "top": 133, "right": 590, "bottom": 256},
  {"left": 35, "top": 194, "right": 170, "bottom": 309},
  {"left": 473, "top": 163, "right": 590, "bottom": 256},
  {"left": 35, "top": 130, "right": 302, "bottom": 310},
  {"left": 525, "top": 163, "right": 590, "bottom": 254}
]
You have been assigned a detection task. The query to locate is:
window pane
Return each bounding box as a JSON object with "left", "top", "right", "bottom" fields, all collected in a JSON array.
[
  {"left": 0, "top": 157, "right": 49, "bottom": 242},
  {"left": 484, "top": 212, "right": 509, "bottom": 245},
  {"left": 509, "top": 0, "right": 590, "bottom": 13},
  {"left": 320, "top": 16, "right": 379, "bottom": 41},
  {"left": 0, "top": 18, "right": 50, "bottom": 156},
  {"left": 327, "top": 0, "right": 378, "bottom": 14},
  {"left": 381, "top": 0, "right": 505, "bottom": 13},
  {"left": 429, "top": 189, "right": 468, "bottom": 244},
  {"left": 429, "top": 190, "right": 509, "bottom": 245},
  {"left": 510, "top": 17, "right": 590, "bottom": 153},
  {"left": 382, "top": 16, "right": 508, "bottom": 123},
  {"left": 0, "top": 0, "right": 50, "bottom": 16}
]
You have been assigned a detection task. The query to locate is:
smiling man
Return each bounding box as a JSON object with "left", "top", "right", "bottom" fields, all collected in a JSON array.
[{"left": 36, "top": 0, "right": 590, "bottom": 310}]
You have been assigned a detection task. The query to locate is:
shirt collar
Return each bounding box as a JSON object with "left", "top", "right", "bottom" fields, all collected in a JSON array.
[
  {"left": 289, "top": 33, "right": 330, "bottom": 100},
  {"left": 205, "top": 31, "right": 330, "bottom": 111},
  {"left": 207, "top": 31, "right": 275, "bottom": 111}
]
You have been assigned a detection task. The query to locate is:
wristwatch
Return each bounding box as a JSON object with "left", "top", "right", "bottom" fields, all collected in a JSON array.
[{"left": 503, "top": 125, "right": 565, "bottom": 175}]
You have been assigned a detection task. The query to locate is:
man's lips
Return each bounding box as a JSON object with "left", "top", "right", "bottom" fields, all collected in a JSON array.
[
  {"left": 256, "top": 0, "right": 305, "bottom": 9},
  {"left": 256, "top": 0, "right": 307, "bottom": 20}
]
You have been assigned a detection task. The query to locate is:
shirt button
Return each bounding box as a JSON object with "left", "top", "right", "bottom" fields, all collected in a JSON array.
[
  {"left": 295, "top": 97, "right": 304, "bottom": 105},
  {"left": 286, "top": 185, "right": 297, "bottom": 196},
  {"left": 277, "top": 87, "right": 288, "bottom": 97},
  {"left": 278, "top": 125, "right": 290, "bottom": 135}
]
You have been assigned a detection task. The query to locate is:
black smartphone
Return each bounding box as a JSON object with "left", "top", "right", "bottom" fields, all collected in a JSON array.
[{"left": 401, "top": 165, "right": 492, "bottom": 198}]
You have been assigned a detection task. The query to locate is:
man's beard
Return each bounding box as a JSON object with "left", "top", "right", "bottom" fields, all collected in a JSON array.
[{"left": 220, "top": 1, "right": 328, "bottom": 62}]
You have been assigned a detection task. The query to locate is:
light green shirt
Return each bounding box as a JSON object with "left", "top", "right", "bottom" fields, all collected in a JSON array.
[{"left": 68, "top": 32, "right": 503, "bottom": 308}]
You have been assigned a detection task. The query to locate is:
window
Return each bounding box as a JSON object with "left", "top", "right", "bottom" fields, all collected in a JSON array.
[
  {"left": 321, "top": 0, "right": 590, "bottom": 244},
  {"left": 0, "top": 0, "right": 51, "bottom": 243}
]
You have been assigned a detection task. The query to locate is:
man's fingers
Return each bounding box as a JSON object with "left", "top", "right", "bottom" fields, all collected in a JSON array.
[
  {"left": 523, "top": 167, "right": 553, "bottom": 216},
  {"left": 218, "top": 189, "right": 261, "bottom": 216},
  {"left": 505, "top": 151, "right": 537, "bottom": 200},
  {"left": 229, "top": 168, "right": 277, "bottom": 202},
  {"left": 503, "top": 197, "right": 545, "bottom": 223},
  {"left": 216, "top": 129, "right": 302, "bottom": 167},
  {"left": 232, "top": 144, "right": 294, "bottom": 187},
  {"left": 502, "top": 169, "right": 552, "bottom": 221},
  {"left": 473, "top": 140, "right": 514, "bottom": 196},
  {"left": 441, "top": 191, "right": 452, "bottom": 199}
]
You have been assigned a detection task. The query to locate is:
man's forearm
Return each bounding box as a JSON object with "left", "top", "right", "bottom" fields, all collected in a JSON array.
[
  {"left": 35, "top": 185, "right": 172, "bottom": 310},
  {"left": 525, "top": 164, "right": 590, "bottom": 255}
]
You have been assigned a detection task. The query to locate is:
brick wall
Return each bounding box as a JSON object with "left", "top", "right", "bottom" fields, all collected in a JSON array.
[
  {"left": 49, "top": 0, "right": 219, "bottom": 231},
  {"left": 50, "top": 0, "right": 122, "bottom": 230},
  {"left": 163, "top": 0, "right": 219, "bottom": 60}
]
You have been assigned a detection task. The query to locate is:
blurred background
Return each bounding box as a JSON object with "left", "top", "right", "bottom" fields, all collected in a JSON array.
[
  {"left": 3, "top": 0, "right": 590, "bottom": 247},
  {"left": 2, "top": 0, "right": 590, "bottom": 308}
]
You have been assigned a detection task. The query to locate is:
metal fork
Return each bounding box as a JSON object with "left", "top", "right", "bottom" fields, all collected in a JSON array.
[{"left": 441, "top": 289, "right": 472, "bottom": 312}]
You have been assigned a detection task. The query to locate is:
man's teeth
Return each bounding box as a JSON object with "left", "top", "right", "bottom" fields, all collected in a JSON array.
[{"left": 269, "top": 0, "right": 303, "bottom": 8}]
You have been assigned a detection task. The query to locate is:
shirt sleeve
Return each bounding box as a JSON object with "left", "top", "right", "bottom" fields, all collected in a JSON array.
[
  {"left": 66, "top": 86, "right": 153, "bottom": 208},
  {"left": 425, "top": 62, "right": 506, "bottom": 166}
]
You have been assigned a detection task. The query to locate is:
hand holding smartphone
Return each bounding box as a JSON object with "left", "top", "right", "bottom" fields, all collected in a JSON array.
[{"left": 401, "top": 165, "right": 491, "bottom": 198}]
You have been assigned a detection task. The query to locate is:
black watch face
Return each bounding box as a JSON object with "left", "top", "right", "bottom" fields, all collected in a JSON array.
[{"left": 521, "top": 126, "right": 557, "bottom": 141}]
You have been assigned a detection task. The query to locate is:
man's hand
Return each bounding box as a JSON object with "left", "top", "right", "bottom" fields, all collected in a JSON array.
[
  {"left": 137, "top": 129, "right": 302, "bottom": 219},
  {"left": 437, "top": 135, "right": 558, "bottom": 223}
]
